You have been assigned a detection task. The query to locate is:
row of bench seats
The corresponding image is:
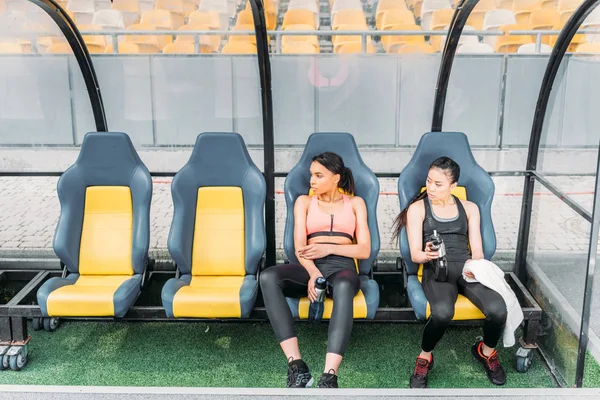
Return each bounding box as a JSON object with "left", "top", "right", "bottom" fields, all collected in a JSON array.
[{"left": 36, "top": 130, "right": 496, "bottom": 325}]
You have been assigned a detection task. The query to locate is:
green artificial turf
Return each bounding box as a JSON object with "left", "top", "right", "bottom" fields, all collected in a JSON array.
[
  {"left": 584, "top": 351, "right": 600, "bottom": 388},
  {"left": 0, "top": 321, "right": 558, "bottom": 388}
]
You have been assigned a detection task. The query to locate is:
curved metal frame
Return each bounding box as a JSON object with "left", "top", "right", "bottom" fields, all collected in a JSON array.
[
  {"left": 431, "top": 0, "right": 480, "bottom": 131},
  {"left": 28, "top": 0, "right": 107, "bottom": 132},
  {"left": 511, "top": 0, "right": 600, "bottom": 387},
  {"left": 248, "top": 0, "right": 276, "bottom": 267}
]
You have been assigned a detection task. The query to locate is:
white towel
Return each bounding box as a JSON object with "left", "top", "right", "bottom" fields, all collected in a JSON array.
[{"left": 462, "top": 259, "right": 524, "bottom": 347}]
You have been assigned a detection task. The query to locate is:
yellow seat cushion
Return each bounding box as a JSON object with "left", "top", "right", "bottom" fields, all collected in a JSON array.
[
  {"left": 47, "top": 275, "right": 132, "bottom": 317},
  {"left": 192, "top": 187, "right": 245, "bottom": 276},
  {"left": 297, "top": 290, "right": 368, "bottom": 319},
  {"left": 417, "top": 265, "right": 485, "bottom": 320},
  {"left": 173, "top": 276, "right": 245, "bottom": 318},
  {"left": 79, "top": 186, "right": 134, "bottom": 276}
]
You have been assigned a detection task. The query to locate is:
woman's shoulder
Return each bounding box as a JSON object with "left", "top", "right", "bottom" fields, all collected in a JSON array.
[
  {"left": 458, "top": 199, "right": 479, "bottom": 214},
  {"left": 407, "top": 198, "right": 425, "bottom": 215},
  {"left": 294, "top": 195, "right": 312, "bottom": 208},
  {"left": 348, "top": 194, "right": 365, "bottom": 205}
]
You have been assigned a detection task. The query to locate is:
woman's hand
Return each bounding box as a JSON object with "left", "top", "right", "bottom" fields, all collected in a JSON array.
[
  {"left": 298, "top": 244, "right": 331, "bottom": 260},
  {"left": 307, "top": 270, "right": 324, "bottom": 302},
  {"left": 424, "top": 241, "right": 439, "bottom": 262},
  {"left": 464, "top": 259, "right": 475, "bottom": 279}
]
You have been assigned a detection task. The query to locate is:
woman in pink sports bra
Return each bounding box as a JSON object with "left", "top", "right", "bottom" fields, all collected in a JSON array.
[{"left": 260, "top": 152, "right": 371, "bottom": 389}]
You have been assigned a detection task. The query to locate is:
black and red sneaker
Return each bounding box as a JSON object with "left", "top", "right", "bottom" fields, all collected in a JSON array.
[
  {"left": 410, "top": 355, "right": 434, "bottom": 388},
  {"left": 471, "top": 341, "right": 506, "bottom": 386}
]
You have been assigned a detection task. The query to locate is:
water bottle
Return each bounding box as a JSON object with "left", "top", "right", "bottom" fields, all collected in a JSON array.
[
  {"left": 315, "top": 277, "right": 327, "bottom": 302},
  {"left": 430, "top": 230, "right": 449, "bottom": 282},
  {"left": 309, "top": 277, "right": 327, "bottom": 322}
]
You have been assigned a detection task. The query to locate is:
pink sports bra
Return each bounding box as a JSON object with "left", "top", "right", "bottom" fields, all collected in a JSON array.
[{"left": 306, "top": 194, "right": 356, "bottom": 240}]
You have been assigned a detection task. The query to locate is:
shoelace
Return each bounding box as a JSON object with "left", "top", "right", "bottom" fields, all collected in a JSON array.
[
  {"left": 414, "top": 358, "right": 429, "bottom": 377},
  {"left": 287, "top": 364, "right": 301, "bottom": 386},
  {"left": 319, "top": 369, "right": 337, "bottom": 387},
  {"left": 487, "top": 352, "right": 501, "bottom": 371}
]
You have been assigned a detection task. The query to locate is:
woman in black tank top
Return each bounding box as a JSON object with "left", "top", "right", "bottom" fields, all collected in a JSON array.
[{"left": 393, "top": 157, "right": 508, "bottom": 389}]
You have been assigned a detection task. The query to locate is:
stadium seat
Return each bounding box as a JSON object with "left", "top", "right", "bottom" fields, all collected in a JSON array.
[
  {"left": 122, "top": 23, "right": 162, "bottom": 52},
  {"left": 382, "top": 23, "right": 425, "bottom": 53},
  {"left": 46, "top": 42, "right": 75, "bottom": 53},
  {"left": 37, "top": 132, "right": 152, "bottom": 318},
  {"left": 282, "top": 25, "right": 320, "bottom": 52},
  {"left": 105, "top": 42, "right": 148, "bottom": 53},
  {"left": 92, "top": 9, "right": 126, "bottom": 30},
  {"left": 283, "top": 9, "right": 318, "bottom": 29},
  {"left": 541, "top": 0, "right": 559, "bottom": 8},
  {"left": 0, "top": 42, "right": 25, "bottom": 53},
  {"left": 420, "top": 0, "right": 452, "bottom": 31},
  {"left": 76, "top": 24, "right": 107, "bottom": 53},
  {"left": 376, "top": 0, "right": 409, "bottom": 30},
  {"left": 200, "top": 0, "right": 230, "bottom": 30},
  {"left": 380, "top": 8, "right": 416, "bottom": 31},
  {"left": 494, "top": 24, "right": 533, "bottom": 53},
  {"left": 466, "top": 0, "right": 497, "bottom": 30},
  {"left": 331, "top": 9, "right": 367, "bottom": 30},
  {"left": 558, "top": 0, "right": 581, "bottom": 24},
  {"left": 517, "top": 42, "right": 553, "bottom": 53},
  {"left": 141, "top": 9, "right": 183, "bottom": 31},
  {"left": 288, "top": 0, "right": 320, "bottom": 29},
  {"left": 513, "top": 0, "right": 543, "bottom": 26},
  {"left": 163, "top": 41, "right": 195, "bottom": 53},
  {"left": 398, "top": 131, "right": 496, "bottom": 321},
  {"left": 221, "top": 41, "right": 257, "bottom": 53},
  {"left": 67, "top": 0, "right": 95, "bottom": 25},
  {"left": 176, "top": 24, "right": 217, "bottom": 52},
  {"left": 337, "top": 41, "right": 376, "bottom": 53},
  {"left": 528, "top": 8, "right": 560, "bottom": 44},
  {"left": 576, "top": 42, "right": 600, "bottom": 53},
  {"left": 456, "top": 42, "right": 495, "bottom": 53},
  {"left": 244, "top": 0, "right": 277, "bottom": 30},
  {"left": 482, "top": 9, "right": 517, "bottom": 47},
  {"left": 549, "top": 23, "right": 584, "bottom": 52},
  {"left": 111, "top": 0, "right": 141, "bottom": 27},
  {"left": 161, "top": 133, "right": 266, "bottom": 319},
  {"left": 282, "top": 133, "right": 380, "bottom": 320},
  {"left": 189, "top": 10, "right": 222, "bottom": 30},
  {"left": 282, "top": 41, "right": 319, "bottom": 53},
  {"left": 391, "top": 42, "right": 435, "bottom": 53},
  {"left": 440, "top": 25, "right": 479, "bottom": 52},
  {"left": 155, "top": 0, "right": 187, "bottom": 19},
  {"left": 582, "top": 7, "right": 600, "bottom": 44},
  {"left": 430, "top": 8, "right": 455, "bottom": 51}
]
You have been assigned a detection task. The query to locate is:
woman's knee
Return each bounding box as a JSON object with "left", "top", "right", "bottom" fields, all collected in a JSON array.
[
  {"left": 259, "top": 266, "right": 280, "bottom": 290},
  {"left": 486, "top": 300, "right": 508, "bottom": 325},
  {"left": 430, "top": 303, "right": 455, "bottom": 326},
  {"left": 332, "top": 277, "right": 360, "bottom": 301}
]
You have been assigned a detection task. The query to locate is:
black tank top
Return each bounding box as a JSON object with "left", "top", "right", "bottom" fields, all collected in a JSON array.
[{"left": 422, "top": 196, "right": 471, "bottom": 264}]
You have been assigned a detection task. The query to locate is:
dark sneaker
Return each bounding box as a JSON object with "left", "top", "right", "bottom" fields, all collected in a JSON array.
[
  {"left": 471, "top": 341, "right": 506, "bottom": 386},
  {"left": 410, "top": 355, "right": 434, "bottom": 388},
  {"left": 287, "top": 358, "right": 314, "bottom": 388},
  {"left": 317, "top": 369, "right": 339, "bottom": 388}
]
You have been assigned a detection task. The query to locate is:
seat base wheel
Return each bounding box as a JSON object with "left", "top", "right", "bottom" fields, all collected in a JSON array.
[
  {"left": 42, "top": 317, "right": 60, "bottom": 332},
  {"left": 515, "top": 346, "right": 534, "bottom": 373}
]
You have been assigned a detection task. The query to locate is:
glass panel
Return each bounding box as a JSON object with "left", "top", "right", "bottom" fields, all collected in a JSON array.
[
  {"left": 0, "top": 0, "right": 83, "bottom": 257},
  {"left": 527, "top": 180, "right": 591, "bottom": 387},
  {"left": 537, "top": 53, "right": 600, "bottom": 215}
]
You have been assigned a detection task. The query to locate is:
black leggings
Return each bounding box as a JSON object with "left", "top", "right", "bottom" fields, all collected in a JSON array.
[
  {"left": 260, "top": 263, "right": 360, "bottom": 356},
  {"left": 421, "top": 263, "right": 508, "bottom": 352}
]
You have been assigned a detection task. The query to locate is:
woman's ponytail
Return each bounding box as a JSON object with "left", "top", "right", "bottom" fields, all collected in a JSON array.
[
  {"left": 339, "top": 167, "right": 355, "bottom": 195},
  {"left": 391, "top": 190, "right": 427, "bottom": 243}
]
